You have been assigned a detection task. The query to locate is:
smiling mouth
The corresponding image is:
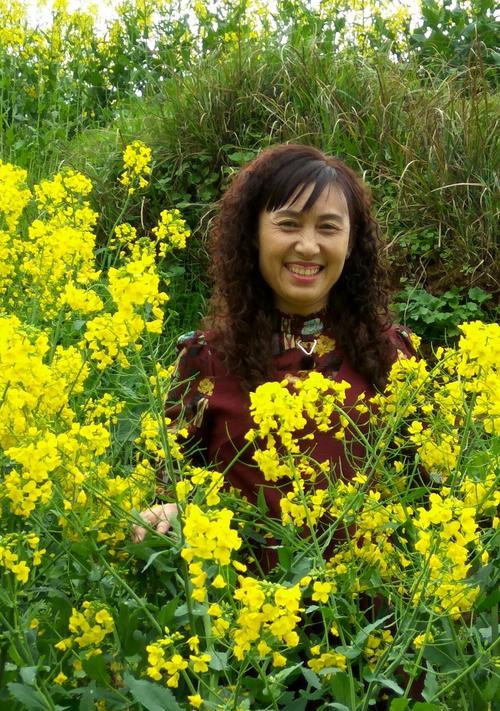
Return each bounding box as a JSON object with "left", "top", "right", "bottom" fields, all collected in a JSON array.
[{"left": 286, "top": 264, "right": 323, "bottom": 276}]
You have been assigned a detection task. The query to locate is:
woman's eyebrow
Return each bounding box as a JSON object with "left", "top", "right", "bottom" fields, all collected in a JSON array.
[{"left": 274, "top": 208, "right": 345, "bottom": 223}]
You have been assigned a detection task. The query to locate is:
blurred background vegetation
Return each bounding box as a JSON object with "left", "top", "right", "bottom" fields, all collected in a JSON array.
[{"left": 1, "top": 0, "right": 498, "bottom": 341}]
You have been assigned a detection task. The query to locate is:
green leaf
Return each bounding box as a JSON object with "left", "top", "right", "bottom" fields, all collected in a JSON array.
[
  {"left": 301, "top": 667, "right": 321, "bottom": 689},
  {"left": 79, "top": 684, "right": 97, "bottom": 711},
  {"left": 209, "top": 650, "right": 228, "bottom": 671},
  {"left": 329, "top": 671, "right": 352, "bottom": 706},
  {"left": 422, "top": 643, "right": 460, "bottom": 672},
  {"left": 20, "top": 667, "right": 37, "bottom": 686},
  {"left": 334, "top": 643, "right": 362, "bottom": 660},
  {"left": 7, "top": 683, "right": 47, "bottom": 710},
  {"left": 124, "top": 673, "right": 183, "bottom": 711},
  {"left": 278, "top": 546, "right": 292, "bottom": 568},
  {"left": 413, "top": 704, "right": 441, "bottom": 711},
  {"left": 82, "top": 654, "right": 110, "bottom": 685},
  {"left": 141, "top": 549, "right": 177, "bottom": 573},
  {"left": 476, "top": 587, "right": 500, "bottom": 612},
  {"left": 389, "top": 700, "right": 409, "bottom": 711},
  {"left": 468, "top": 287, "right": 491, "bottom": 304},
  {"left": 364, "top": 674, "right": 404, "bottom": 695},
  {"left": 422, "top": 667, "right": 439, "bottom": 702},
  {"left": 157, "top": 598, "right": 180, "bottom": 628},
  {"left": 228, "top": 150, "right": 256, "bottom": 164},
  {"left": 483, "top": 674, "right": 500, "bottom": 702}
]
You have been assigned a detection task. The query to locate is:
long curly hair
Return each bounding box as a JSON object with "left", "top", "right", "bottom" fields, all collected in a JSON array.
[{"left": 204, "top": 144, "right": 393, "bottom": 390}]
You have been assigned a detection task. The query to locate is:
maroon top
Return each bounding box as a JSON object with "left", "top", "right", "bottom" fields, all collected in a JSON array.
[{"left": 163, "top": 310, "right": 415, "bottom": 519}]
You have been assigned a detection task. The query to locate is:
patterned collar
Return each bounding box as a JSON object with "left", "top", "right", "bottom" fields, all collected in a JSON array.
[
  {"left": 276, "top": 308, "right": 328, "bottom": 339},
  {"left": 273, "top": 308, "right": 332, "bottom": 355}
]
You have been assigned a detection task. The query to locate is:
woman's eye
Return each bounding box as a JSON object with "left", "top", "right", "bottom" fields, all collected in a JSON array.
[
  {"left": 320, "top": 224, "right": 337, "bottom": 231},
  {"left": 278, "top": 221, "right": 298, "bottom": 229}
]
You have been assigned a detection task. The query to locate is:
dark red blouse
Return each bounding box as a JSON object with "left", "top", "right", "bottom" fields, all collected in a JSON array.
[{"left": 163, "top": 311, "right": 416, "bottom": 520}]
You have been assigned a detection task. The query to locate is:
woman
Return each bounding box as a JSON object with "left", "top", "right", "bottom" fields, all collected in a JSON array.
[{"left": 133, "top": 143, "right": 415, "bottom": 541}]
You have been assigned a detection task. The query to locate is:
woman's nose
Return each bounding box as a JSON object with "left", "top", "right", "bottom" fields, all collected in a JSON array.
[{"left": 295, "top": 228, "right": 320, "bottom": 256}]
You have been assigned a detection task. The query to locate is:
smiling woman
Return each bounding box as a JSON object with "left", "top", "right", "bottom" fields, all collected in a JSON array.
[{"left": 134, "top": 143, "right": 416, "bottom": 541}]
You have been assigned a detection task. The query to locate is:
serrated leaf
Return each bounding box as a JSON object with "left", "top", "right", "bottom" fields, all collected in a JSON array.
[{"left": 123, "top": 673, "right": 182, "bottom": 711}]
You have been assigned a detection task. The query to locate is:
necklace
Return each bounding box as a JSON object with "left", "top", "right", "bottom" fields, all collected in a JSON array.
[{"left": 296, "top": 338, "right": 317, "bottom": 356}]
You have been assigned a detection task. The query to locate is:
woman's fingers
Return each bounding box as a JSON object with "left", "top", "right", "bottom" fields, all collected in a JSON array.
[
  {"left": 131, "top": 503, "right": 178, "bottom": 543},
  {"left": 156, "top": 520, "right": 171, "bottom": 535}
]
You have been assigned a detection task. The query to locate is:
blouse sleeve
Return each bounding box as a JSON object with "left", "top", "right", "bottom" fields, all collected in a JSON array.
[{"left": 159, "top": 331, "right": 213, "bottom": 485}]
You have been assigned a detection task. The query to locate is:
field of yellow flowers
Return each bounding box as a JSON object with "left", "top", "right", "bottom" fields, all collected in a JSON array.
[{"left": 0, "top": 142, "right": 498, "bottom": 710}]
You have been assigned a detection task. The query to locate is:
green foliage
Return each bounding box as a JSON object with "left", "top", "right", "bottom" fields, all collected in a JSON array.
[
  {"left": 393, "top": 284, "right": 493, "bottom": 340},
  {"left": 410, "top": 0, "right": 499, "bottom": 78}
]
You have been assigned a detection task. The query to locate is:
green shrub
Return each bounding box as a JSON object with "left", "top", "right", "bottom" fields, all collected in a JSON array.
[{"left": 393, "top": 284, "right": 494, "bottom": 341}]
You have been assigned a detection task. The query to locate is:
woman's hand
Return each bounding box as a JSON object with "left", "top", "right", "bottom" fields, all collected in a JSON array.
[{"left": 131, "top": 503, "right": 178, "bottom": 543}]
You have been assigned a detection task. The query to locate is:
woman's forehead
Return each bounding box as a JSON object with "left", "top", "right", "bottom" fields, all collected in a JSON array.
[{"left": 269, "top": 181, "right": 348, "bottom": 214}]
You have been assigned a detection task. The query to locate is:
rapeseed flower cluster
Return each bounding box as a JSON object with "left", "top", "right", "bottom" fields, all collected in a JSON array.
[
  {"left": 0, "top": 160, "right": 31, "bottom": 232},
  {"left": 120, "top": 140, "right": 152, "bottom": 193},
  {"left": 21, "top": 170, "right": 100, "bottom": 319},
  {"left": 372, "top": 321, "right": 499, "bottom": 481},
  {"left": 146, "top": 627, "right": 212, "bottom": 688},
  {"left": 0, "top": 147, "right": 184, "bottom": 561},
  {"left": 248, "top": 373, "right": 350, "bottom": 454},
  {"left": 248, "top": 374, "right": 351, "bottom": 491},
  {"left": 84, "top": 241, "right": 168, "bottom": 369},
  {"left": 55, "top": 601, "right": 114, "bottom": 657},
  {"left": 308, "top": 649, "right": 347, "bottom": 674},
  {"left": 363, "top": 629, "right": 395, "bottom": 669},
  {"left": 181, "top": 504, "right": 242, "bottom": 601},
  {"left": 0, "top": 532, "right": 46, "bottom": 584},
  {"left": 412, "top": 484, "right": 498, "bottom": 618},
  {"left": 232, "top": 578, "right": 302, "bottom": 663},
  {"left": 152, "top": 208, "right": 191, "bottom": 254},
  {"left": 136, "top": 410, "right": 187, "bottom": 462},
  {"left": 182, "top": 504, "right": 242, "bottom": 566}
]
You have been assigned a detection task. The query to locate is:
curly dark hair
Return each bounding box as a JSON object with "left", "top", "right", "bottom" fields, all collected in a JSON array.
[{"left": 204, "top": 144, "right": 393, "bottom": 390}]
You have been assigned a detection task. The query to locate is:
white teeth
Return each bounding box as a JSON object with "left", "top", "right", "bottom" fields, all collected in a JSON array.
[{"left": 287, "top": 265, "right": 321, "bottom": 276}]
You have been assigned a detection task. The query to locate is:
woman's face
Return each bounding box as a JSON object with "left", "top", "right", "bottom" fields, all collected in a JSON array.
[{"left": 258, "top": 182, "right": 351, "bottom": 315}]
